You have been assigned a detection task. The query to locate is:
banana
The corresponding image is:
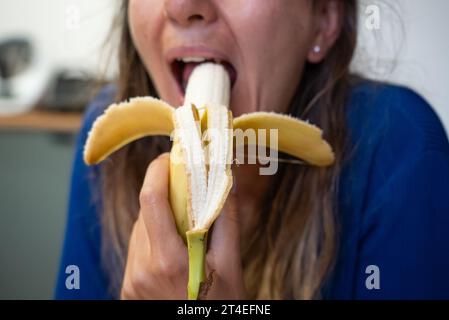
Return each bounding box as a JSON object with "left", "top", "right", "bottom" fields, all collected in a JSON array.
[
  {"left": 233, "top": 112, "right": 334, "bottom": 166},
  {"left": 83, "top": 62, "right": 334, "bottom": 300},
  {"left": 184, "top": 62, "right": 231, "bottom": 114},
  {"left": 171, "top": 64, "right": 233, "bottom": 299},
  {"left": 83, "top": 97, "right": 174, "bottom": 165}
]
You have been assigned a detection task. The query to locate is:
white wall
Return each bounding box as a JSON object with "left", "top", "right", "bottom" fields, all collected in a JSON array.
[
  {"left": 0, "top": 0, "right": 117, "bottom": 75},
  {"left": 0, "top": 0, "right": 448, "bottom": 134},
  {"left": 354, "top": 0, "right": 449, "bottom": 135}
]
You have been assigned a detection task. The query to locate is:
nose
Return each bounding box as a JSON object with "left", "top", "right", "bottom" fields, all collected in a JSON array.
[{"left": 164, "top": 0, "right": 218, "bottom": 27}]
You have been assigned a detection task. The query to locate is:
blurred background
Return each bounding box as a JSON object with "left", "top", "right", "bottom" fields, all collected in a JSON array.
[{"left": 0, "top": 0, "right": 448, "bottom": 299}]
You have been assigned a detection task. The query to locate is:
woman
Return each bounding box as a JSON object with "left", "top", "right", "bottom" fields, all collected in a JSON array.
[{"left": 55, "top": 0, "right": 449, "bottom": 299}]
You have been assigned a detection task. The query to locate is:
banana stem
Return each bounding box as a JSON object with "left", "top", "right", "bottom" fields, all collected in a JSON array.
[{"left": 186, "top": 229, "right": 207, "bottom": 300}]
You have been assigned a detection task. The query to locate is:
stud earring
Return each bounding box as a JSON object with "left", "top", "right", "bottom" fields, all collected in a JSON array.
[{"left": 313, "top": 45, "right": 321, "bottom": 53}]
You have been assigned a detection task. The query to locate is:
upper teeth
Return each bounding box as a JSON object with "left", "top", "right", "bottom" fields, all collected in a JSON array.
[{"left": 177, "top": 57, "right": 208, "bottom": 63}]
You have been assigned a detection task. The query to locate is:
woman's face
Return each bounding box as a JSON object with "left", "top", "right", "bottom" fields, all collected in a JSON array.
[{"left": 128, "top": 0, "right": 330, "bottom": 116}]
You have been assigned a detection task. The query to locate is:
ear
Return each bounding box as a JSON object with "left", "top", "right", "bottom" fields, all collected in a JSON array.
[{"left": 307, "top": 0, "right": 344, "bottom": 64}]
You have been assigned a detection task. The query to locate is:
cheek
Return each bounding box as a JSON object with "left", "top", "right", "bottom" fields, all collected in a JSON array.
[
  {"left": 128, "top": 0, "right": 164, "bottom": 70},
  {"left": 230, "top": 0, "right": 313, "bottom": 112}
]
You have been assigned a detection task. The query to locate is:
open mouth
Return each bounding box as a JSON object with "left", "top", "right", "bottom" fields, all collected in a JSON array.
[{"left": 170, "top": 57, "right": 237, "bottom": 97}]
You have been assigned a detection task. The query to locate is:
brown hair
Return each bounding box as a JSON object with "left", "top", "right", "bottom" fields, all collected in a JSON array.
[{"left": 100, "top": 0, "right": 358, "bottom": 299}]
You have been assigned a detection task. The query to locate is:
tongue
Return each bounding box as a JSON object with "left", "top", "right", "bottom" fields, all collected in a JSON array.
[{"left": 182, "top": 62, "right": 203, "bottom": 91}]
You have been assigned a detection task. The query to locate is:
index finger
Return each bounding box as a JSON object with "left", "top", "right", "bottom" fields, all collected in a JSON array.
[{"left": 139, "top": 153, "right": 184, "bottom": 256}]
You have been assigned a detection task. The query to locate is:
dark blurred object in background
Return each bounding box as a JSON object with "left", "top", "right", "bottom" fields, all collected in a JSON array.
[
  {"left": 0, "top": 38, "right": 32, "bottom": 98},
  {"left": 0, "top": 36, "right": 52, "bottom": 115},
  {"left": 0, "top": 36, "right": 102, "bottom": 115},
  {"left": 39, "top": 69, "right": 100, "bottom": 112}
]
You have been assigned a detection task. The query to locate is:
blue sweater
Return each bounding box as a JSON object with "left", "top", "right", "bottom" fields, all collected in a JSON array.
[{"left": 55, "top": 81, "right": 449, "bottom": 299}]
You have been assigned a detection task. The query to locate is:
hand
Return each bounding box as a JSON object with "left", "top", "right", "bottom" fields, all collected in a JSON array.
[{"left": 120, "top": 153, "right": 247, "bottom": 300}]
